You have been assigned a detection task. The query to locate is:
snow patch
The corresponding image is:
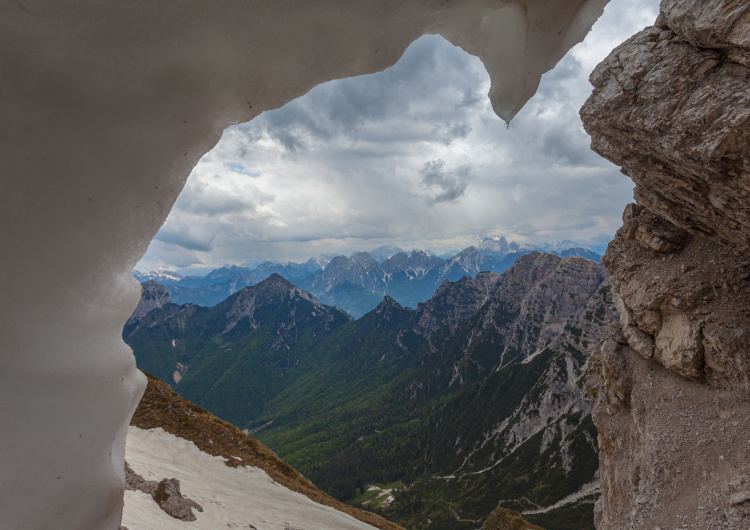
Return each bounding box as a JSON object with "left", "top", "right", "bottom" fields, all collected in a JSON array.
[
  {"left": 122, "top": 426, "right": 375, "bottom": 529},
  {"left": 522, "top": 479, "right": 600, "bottom": 515}
]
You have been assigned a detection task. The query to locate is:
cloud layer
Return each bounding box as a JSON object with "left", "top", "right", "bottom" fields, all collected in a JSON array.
[{"left": 138, "top": 0, "right": 660, "bottom": 274}]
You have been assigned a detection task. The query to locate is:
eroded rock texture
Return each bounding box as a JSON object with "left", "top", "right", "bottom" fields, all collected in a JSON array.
[
  {"left": 126, "top": 281, "right": 172, "bottom": 325},
  {"left": 581, "top": 0, "right": 750, "bottom": 527}
]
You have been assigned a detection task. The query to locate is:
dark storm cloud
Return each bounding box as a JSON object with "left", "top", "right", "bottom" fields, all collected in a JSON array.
[
  {"left": 434, "top": 122, "right": 473, "bottom": 145},
  {"left": 262, "top": 103, "right": 335, "bottom": 151},
  {"left": 170, "top": 176, "right": 271, "bottom": 217},
  {"left": 419, "top": 159, "right": 473, "bottom": 205},
  {"left": 247, "top": 34, "right": 489, "bottom": 154},
  {"left": 154, "top": 225, "right": 214, "bottom": 252},
  {"left": 540, "top": 122, "right": 594, "bottom": 166}
]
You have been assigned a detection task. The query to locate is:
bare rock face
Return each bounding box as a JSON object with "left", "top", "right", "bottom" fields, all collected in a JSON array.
[
  {"left": 587, "top": 341, "right": 750, "bottom": 529},
  {"left": 605, "top": 205, "right": 750, "bottom": 388},
  {"left": 126, "top": 281, "right": 172, "bottom": 324},
  {"left": 581, "top": 0, "right": 750, "bottom": 254},
  {"left": 581, "top": 0, "right": 750, "bottom": 527}
]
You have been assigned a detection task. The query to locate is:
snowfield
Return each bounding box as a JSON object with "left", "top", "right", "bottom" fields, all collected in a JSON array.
[{"left": 122, "top": 426, "right": 375, "bottom": 529}]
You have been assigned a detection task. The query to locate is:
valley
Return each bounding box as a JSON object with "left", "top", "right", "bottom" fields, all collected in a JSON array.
[{"left": 125, "top": 251, "right": 611, "bottom": 529}]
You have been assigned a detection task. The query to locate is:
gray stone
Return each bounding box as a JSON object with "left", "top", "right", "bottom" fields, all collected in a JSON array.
[
  {"left": 730, "top": 492, "right": 750, "bottom": 506},
  {"left": 124, "top": 460, "right": 203, "bottom": 521},
  {"left": 581, "top": 0, "right": 750, "bottom": 527}
]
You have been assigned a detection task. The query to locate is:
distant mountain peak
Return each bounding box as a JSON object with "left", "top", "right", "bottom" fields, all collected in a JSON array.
[
  {"left": 365, "top": 294, "right": 413, "bottom": 329},
  {"left": 367, "top": 244, "right": 404, "bottom": 263},
  {"left": 458, "top": 245, "right": 479, "bottom": 255},
  {"left": 377, "top": 295, "right": 403, "bottom": 309},
  {"left": 127, "top": 280, "right": 172, "bottom": 324},
  {"left": 350, "top": 251, "right": 377, "bottom": 264},
  {"left": 263, "top": 272, "right": 290, "bottom": 284}
]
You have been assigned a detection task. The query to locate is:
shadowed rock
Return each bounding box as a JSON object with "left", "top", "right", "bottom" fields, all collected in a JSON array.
[{"left": 582, "top": 0, "right": 750, "bottom": 527}]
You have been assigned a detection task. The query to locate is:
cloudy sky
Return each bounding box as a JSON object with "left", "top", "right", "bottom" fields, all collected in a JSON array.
[{"left": 137, "top": 0, "right": 660, "bottom": 274}]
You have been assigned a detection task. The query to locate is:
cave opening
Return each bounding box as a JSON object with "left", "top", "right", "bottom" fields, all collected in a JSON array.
[
  {"left": 11, "top": 0, "right": 724, "bottom": 528},
  {"left": 123, "top": 3, "right": 658, "bottom": 527}
]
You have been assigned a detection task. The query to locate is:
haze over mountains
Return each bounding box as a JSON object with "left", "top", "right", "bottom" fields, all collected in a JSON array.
[
  {"left": 125, "top": 251, "right": 612, "bottom": 529},
  {"left": 135, "top": 237, "right": 603, "bottom": 318}
]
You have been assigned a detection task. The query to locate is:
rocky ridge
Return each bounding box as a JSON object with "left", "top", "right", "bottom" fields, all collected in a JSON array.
[
  {"left": 134, "top": 240, "right": 598, "bottom": 318},
  {"left": 126, "top": 281, "right": 172, "bottom": 325},
  {"left": 381, "top": 250, "right": 444, "bottom": 280},
  {"left": 123, "top": 274, "right": 353, "bottom": 425},
  {"left": 410, "top": 253, "right": 609, "bottom": 390},
  {"left": 580, "top": 0, "right": 750, "bottom": 527}
]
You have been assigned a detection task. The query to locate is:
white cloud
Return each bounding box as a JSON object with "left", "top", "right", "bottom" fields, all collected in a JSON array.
[{"left": 137, "top": 0, "right": 660, "bottom": 274}]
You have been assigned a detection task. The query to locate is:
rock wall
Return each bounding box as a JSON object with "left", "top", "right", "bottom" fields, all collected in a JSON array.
[
  {"left": 581, "top": 0, "right": 750, "bottom": 527},
  {"left": 126, "top": 281, "right": 172, "bottom": 325}
]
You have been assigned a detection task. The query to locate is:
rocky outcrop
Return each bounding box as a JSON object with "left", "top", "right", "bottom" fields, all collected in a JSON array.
[
  {"left": 381, "top": 250, "right": 444, "bottom": 280},
  {"left": 126, "top": 281, "right": 172, "bottom": 324},
  {"left": 604, "top": 205, "right": 750, "bottom": 388},
  {"left": 311, "top": 252, "right": 389, "bottom": 294},
  {"left": 411, "top": 270, "right": 505, "bottom": 339},
  {"left": 581, "top": 0, "right": 750, "bottom": 527},
  {"left": 124, "top": 461, "right": 203, "bottom": 521},
  {"left": 581, "top": 0, "right": 750, "bottom": 254}
]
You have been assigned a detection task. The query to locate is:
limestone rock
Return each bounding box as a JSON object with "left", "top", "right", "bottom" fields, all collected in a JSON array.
[
  {"left": 604, "top": 214, "right": 750, "bottom": 389},
  {"left": 588, "top": 339, "right": 750, "bottom": 529},
  {"left": 124, "top": 460, "right": 203, "bottom": 522},
  {"left": 730, "top": 491, "right": 750, "bottom": 507},
  {"left": 658, "top": 0, "right": 750, "bottom": 67},
  {"left": 619, "top": 204, "right": 691, "bottom": 254},
  {"left": 581, "top": 1, "right": 750, "bottom": 254},
  {"left": 587, "top": 338, "right": 632, "bottom": 408},
  {"left": 653, "top": 311, "right": 704, "bottom": 381},
  {"left": 581, "top": 0, "right": 750, "bottom": 527},
  {"left": 124, "top": 461, "right": 156, "bottom": 495},
  {"left": 152, "top": 477, "right": 204, "bottom": 522},
  {"left": 126, "top": 281, "right": 172, "bottom": 324}
]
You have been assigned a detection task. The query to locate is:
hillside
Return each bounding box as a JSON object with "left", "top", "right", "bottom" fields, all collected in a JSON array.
[
  {"left": 123, "top": 274, "right": 352, "bottom": 426},
  {"left": 124, "top": 371, "right": 403, "bottom": 529}
]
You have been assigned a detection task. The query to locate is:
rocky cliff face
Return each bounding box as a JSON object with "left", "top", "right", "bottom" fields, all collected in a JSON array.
[
  {"left": 126, "top": 281, "right": 172, "bottom": 324},
  {"left": 580, "top": 0, "right": 750, "bottom": 527}
]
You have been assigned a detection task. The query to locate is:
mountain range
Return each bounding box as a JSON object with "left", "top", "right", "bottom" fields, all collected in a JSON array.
[
  {"left": 125, "top": 251, "right": 613, "bottom": 529},
  {"left": 134, "top": 238, "right": 603, "bottom": 317}
]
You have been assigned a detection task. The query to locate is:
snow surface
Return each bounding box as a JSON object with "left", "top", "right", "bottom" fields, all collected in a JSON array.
[
  {"left": 2, "top": 1, "right": 610, "bottom": 528},
  {"left": 122, "top": 427, "right": 375, "bottom": 530},
  {"left": 522, "top": 479, "right": 600, "bottom": 515}
]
